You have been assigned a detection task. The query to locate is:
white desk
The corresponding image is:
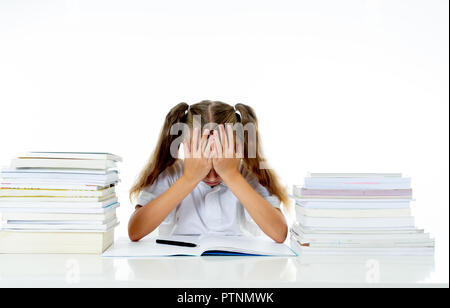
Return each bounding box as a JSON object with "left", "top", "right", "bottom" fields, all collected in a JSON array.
[{"left": 0, "top": 252, "right": 447, "bottom": 287}]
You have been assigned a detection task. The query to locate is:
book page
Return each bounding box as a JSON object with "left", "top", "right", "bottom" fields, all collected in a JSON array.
[
  {"left": 198, "top": 235, "right": 297, "bottom": 256},
  {"left": 103, "top": 236, "right": 202, "bottom": 257}
]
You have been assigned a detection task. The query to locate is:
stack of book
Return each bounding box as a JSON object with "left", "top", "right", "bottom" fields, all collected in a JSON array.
[
  {"left": 290, "top": 173, "right": 434, "bottom": 256},
  {"left": 0, "top": 152, "right": 121, "bottom": 254}
]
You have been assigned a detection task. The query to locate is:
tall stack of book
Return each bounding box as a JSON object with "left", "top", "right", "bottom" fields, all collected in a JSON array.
[
  {"left": 0, "top": 152, "right": 121, "bottom": 254},
  {"left": 290, "top": 173, "right": 434, "bottom": 256}
]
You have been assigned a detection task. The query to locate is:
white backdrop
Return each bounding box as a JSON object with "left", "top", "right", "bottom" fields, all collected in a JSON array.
[{"left": 0, "top": 0, "right": 448, "bottom": 282}]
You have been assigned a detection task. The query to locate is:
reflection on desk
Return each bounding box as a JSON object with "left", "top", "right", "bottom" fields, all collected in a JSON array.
[
  {"left": 294, "top": 255, "right": 435, "bottom": 284},
  {"left": 0, "top": 253, "right": 438, "bottom": 287},
  {"left": 124, "top": 256, "right": 296, "bottom": 281}
]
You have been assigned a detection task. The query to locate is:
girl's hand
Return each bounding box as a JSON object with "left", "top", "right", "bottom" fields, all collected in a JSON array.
[
  {"left": 211, "top": 124, "right": 243, "bottom": 181},
  {"left": 182, "top": 128, "right": 214, "bottom": 184}
]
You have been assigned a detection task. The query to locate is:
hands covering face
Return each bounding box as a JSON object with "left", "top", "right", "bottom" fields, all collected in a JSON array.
[{"left": 182, "top": 124, "right": 243, "bottom": 183}]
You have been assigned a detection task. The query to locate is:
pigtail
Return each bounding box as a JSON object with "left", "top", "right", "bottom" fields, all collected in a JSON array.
[
  {"left": 235, "top": 103, "right": 259, "bottom": 160},
  {"left": 130, "top": 102, "right": 189, "bottom": 202},
  {"left": 235, "top": 103, "right": 290, "bottom": 208}
]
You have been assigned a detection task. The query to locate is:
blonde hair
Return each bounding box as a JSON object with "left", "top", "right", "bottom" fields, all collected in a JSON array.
[{"left": 130, "top": 100, "right": 290, "bottom": 209}]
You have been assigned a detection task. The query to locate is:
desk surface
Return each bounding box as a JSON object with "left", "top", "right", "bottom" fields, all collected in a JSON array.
[{"left": 0, "top": 252, "right": 447, "bottom": 287}]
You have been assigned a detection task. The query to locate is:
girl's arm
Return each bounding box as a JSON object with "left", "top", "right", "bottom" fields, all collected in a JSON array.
[
  {"left": 128, "top": 128, "right": 213, "bottom": 241},
  {"left": 211, "top": 125, "right": 288, "bottom": 243},
  {"left": 128, "top": 175, "right": 198, "bottom": 241},
  {"left": 222, "top": 172, "right": 288, "bottom": 243}
]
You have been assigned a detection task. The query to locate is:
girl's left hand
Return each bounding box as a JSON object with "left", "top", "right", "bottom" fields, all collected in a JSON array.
[{"left": 211, "top": 124, "right": 243, "bottom": 181}]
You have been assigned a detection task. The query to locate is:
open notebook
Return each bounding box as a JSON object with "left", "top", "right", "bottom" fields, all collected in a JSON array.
[{"left": 102, "top": 235, "right": 297, "bottom": 257}]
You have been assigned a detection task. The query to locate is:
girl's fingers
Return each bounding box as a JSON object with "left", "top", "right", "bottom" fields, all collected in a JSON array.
[
  {"left": 226, "top": 124, "right": 234, "bottom": 157},
  {"left": 183, "top": 141, "right": 191, "bottom": 159},
  {"left": 219, "top": 124, "right": 227, "bottom": 150},
  {"left": 191, "top": 127, "right": 201, "bottom": 157},
  {"left": 203, "top": 135, "right": 213, "bottom": 158},
  {"left": 210, "top": 150, "right": 216, "bottom": 160},
  {"left": 200, "top": 128, "right": 210, "bottom": 153},
  {"left": 236, "top": 140, "right": 244, "bottom": 159},
  {"left": 213, "top": 130, "right": 223, "bottom": 158},
  {"left": 210, "top": 142, "right": 217, "bottom": 159}
]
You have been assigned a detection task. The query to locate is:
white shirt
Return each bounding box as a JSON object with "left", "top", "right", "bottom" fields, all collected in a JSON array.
[{"left": 136, "top": 160, "right": 281, "bottom": 237}]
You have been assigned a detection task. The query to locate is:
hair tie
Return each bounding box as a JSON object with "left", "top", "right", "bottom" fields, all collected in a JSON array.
[
  {"left": 234, "top": 106, "right": 242, "bottom": 123},
  {"left": 185, "top": 105, "right": 190, "bottom": 115}
]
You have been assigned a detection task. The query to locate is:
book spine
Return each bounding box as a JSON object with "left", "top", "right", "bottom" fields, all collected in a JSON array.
[
  {"left": 296, "top": 207, "right": 412, "bottom": 218},
  {"left": 300, "top": 188, "right": 413, "bottom": 197},
  {"left": 296, "top": 216, "right": 415, "bottom": 228},
  {"left": 302, "top": 178, "right": 411, "bottom": 190},
  {"left": 11, "top": 159, "right": 114, "bottom": 170},
  {"left": 0, "top": 188, "right": 114, "bottom": 197}
]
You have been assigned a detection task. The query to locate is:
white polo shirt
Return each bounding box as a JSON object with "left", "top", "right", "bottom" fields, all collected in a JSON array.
[{"left": 136, "top": 159, "right": 281, "bottom": 237}]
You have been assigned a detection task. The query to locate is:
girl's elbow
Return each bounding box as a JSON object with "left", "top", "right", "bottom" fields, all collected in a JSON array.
[
  {"left": 128, "top": 218, "right": 157, "bottom": 242},
  {"left": 128, "top": 220, "right": 143, "bottom": 242},
  {"left": 128, "top": 228, "right": 141, "bottom": 242},
  {"left": 274, "top": 234, "right": 287, "bottom": 244},
  {"left": 129, "top": 234, "right": 140, "bottom": 242},
  {"left": 274, "top": 225, "right": 288, "bottom": 243}
]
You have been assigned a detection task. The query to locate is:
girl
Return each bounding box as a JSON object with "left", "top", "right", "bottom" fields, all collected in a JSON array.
[{"left": 128, "top": 100, "right": 289, "bottom": 243}]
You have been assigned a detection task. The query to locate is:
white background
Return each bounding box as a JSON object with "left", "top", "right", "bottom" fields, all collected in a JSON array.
[{"left": 0, "top": 0, "right": 448, "bottom": 283}]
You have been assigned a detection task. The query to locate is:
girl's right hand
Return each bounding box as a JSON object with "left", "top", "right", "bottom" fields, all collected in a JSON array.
[{"left": 182, "top": 128, "right": 213, "bottom": 184}]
